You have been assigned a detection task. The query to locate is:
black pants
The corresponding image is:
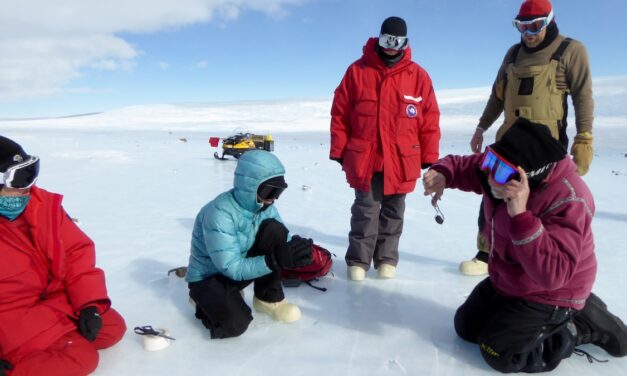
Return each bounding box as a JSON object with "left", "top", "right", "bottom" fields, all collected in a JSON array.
[
  {"left": 188, "top": 219, "right": 287, "bottom": 339},
  {"left": 455, "top": 278, "right": 577, "bottom": 373}
]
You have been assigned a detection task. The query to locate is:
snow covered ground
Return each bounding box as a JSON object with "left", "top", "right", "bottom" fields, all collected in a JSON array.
[{"left": 1, "top": 77, "right": 626, "bottom": 375}]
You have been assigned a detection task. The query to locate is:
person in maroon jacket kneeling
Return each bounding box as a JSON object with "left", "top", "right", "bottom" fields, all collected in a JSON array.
[
  {"left": 422, "top": 118, "right": 627, "bottom": 372},
  {"left": 0, "top": 136, "right": 126, "bottom": 376}
]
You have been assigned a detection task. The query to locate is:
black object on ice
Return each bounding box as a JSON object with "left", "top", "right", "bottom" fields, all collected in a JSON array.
[
  {"left": 134, "top": 325, "right": 176, "bottom": 341},
  {"left": 434, "top": 202, "right": 445, "bottom": 225}
]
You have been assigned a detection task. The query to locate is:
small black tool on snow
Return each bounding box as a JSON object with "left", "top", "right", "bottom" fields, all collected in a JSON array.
[{"left": 134, "top": 326, "right": 176, "bottom": 341}]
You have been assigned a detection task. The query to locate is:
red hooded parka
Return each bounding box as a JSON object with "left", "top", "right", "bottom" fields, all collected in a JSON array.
[
  {"left": 330, "top": 37, "right": 441, "bottom": 195},
  {"left": 0, "top": 186, "right": 111, "bottom": 361}
]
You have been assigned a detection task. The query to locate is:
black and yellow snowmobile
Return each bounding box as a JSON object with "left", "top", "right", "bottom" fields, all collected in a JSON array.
[{"left": 210, "top": 132, "right": 274, "bottom": 160}]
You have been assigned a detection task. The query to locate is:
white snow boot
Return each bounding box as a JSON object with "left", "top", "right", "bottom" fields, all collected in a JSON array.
[
  {"left": 377, "top": 264, "right": 396, "bottom": 279},
  {"left": 348, "top": 266, "right": 366, "bottom": 281},
  {"left": 459, "top": 257, "right": 488, "bottom": 276},
  {"left": 252, "top": 297, "right": 301, "bottom": 323}
]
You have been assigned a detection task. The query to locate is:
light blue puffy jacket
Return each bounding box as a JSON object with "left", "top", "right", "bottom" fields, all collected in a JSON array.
[{"left": 186, "top": 150, "right": 286, "bottom": 283}]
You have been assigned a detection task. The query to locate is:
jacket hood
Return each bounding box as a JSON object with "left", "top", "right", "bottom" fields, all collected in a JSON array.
[
  {"left": 232, "top": 150, "right": 286, "bottom": 212},
  {"left": 362, "top": 37, "right": 412, "bottom": 71}
]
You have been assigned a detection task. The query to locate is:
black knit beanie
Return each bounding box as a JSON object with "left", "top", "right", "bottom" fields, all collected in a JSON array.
[
  {"left": 380, "top": 16, "right": 407, "bottom": 37},
  {"left": 489, "top": 118, "right": 566, "bottom": 185},
  {"left": 0, "top": 136, "right": 29, "bottom": 173}
]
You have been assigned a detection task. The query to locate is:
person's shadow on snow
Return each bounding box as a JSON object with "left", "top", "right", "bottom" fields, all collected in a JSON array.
[
  {"left": 288, "top": 269, "right": 490, "bottom": 372},
  {"left": 129, "top": 258, "right": 201, "bottom": 329},
  {"left": 398, "top": 250, "right": 461, "bottom": 275}
]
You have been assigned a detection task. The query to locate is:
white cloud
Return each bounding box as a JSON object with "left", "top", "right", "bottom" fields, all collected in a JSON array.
[
  {"left": 158, "top": 61, "right": 170, "bottom": 70},
  {"left": 0, "top": 0, "right": 306, "bottom": 101},
  {"left": 196, "top": 60, "right": 209, "bottom": 69}
]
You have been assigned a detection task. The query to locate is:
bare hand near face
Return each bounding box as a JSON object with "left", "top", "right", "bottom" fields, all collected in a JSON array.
[{"left": 502, "top": 167, "right": 530, "bottom": 217}]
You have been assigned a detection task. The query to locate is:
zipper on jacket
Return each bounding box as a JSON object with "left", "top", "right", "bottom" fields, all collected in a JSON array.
[{"left": 489, "top": 206, "right": 496, "bottom": 259}]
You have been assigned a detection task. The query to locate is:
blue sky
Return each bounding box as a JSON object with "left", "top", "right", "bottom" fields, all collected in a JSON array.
[{"left": 1, "top": 0, "right": 626, "bottom": 118}]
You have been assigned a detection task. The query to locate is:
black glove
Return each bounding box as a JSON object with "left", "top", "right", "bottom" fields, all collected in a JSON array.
[
  {"left": 78, "top": 306, "right": 103, "bottom": 342},
  {"left": 421, "top": 163, "right": 432, "bottom": 169},
  {"left": 272, "top": 235, "right": 313, "bottom": 269},
  {"left": 330, "top": 157, "right": 343, "bottom": 166},
  {"left": 0, "top": 359, "right": 13, "bottom": 376}
]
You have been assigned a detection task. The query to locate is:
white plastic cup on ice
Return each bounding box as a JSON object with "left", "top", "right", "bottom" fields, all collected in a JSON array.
[{"left": 142, "top": 328, "right": 172, "bottom": 351}]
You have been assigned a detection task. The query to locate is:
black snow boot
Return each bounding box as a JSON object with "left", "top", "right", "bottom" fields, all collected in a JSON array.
[{"left": 573, "top": 293, "right": 627, "bottom": 357}]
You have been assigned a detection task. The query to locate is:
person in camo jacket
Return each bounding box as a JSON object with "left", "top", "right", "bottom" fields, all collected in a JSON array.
[{"left": 460, "top": 0, "right": 595, "bottom": 276}]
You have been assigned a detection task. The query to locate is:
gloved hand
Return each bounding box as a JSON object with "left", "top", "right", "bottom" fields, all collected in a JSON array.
[
  {"left": 273, "top": 235, "right": 313, "bottom": 269},
  {"left": 570, "top": 131, "right": 593, "bottom": 176},
  {"left": 78, "top": 306, "right": 102, "bottom": 342},
  {"left": 0, "top": 359, "right": 13, "bottom": 376}
]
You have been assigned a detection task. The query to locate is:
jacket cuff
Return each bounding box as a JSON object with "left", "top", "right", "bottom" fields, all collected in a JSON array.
[
  {"left": 429, "top": 165, "right": 453, "bottom": 187},
  {"left": 477, "top": 121, "right": 491, "bottom": 131},
  {"left": 509, "top": 211, "right": 543, "bottom": 246},
  {"left": 79, "top": 299, "right": 111, "bottom": 316}
]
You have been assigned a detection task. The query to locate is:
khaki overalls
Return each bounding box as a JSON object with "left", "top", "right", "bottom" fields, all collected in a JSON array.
[{"left": 496, "top": 38, "right": 571, "bottom": 143}]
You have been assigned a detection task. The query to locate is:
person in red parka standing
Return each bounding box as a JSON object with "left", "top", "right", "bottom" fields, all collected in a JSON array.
[
  {"left": 330, "top": 16, "right": 441, "bottom": 281},
  {"left": 0, "top": 136, "right": 126, "bottom": 376}
]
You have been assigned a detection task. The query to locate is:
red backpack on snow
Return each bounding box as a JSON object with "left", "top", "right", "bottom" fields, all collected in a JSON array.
[{"left": 281, "top": 243, "right": 334, "bottom": 291}]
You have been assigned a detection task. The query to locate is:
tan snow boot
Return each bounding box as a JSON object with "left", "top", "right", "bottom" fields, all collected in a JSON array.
[
  {"left": 460, "top": 236, "right": 489, "bottom": 276},
  {"left": 348, "top": 266, "right": 366, "bottom": 281},
  {"left": 252, "top": 297, "right": 301, "bottom": 323},
  {"left": 377, "top": 264, "right": 396, "bottom": 279},
  {"left": 459, "top": 257, "right": 488, "bottom": 276}
]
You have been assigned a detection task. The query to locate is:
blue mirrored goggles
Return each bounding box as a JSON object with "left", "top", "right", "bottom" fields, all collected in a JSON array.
[
  {"left": 0, "top": 155, "right": 40, "bottom": 189},
  {"left": 513, "top": 10, "right": 554, "bottom": 36},
  {"left": 480, "top": 147, "right": 518, "bottom": 185},
  {"left": 378, "top": 34, "right": 408, "bottom": 51}
]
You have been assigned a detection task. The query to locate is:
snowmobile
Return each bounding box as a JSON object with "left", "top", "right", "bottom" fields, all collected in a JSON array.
[{"left": 210, "top": 132, "right": 274, "bottom": 160}]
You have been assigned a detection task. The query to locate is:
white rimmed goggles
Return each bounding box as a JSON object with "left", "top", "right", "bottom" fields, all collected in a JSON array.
[
  {"left": 0, "top": 155, "right": 40, "bottom": 189},
  {"left": 378, "top": 33, "right": 408, "bottom": 51},
  {"left": 513, "top": 10, "right": 554, "bottom": 36}
]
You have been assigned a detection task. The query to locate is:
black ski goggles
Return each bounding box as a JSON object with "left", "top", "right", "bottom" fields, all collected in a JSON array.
[
  {"left": 257, "top": 181, "right": 287, "bottom": 201},
  {"left": 1, "top": 156, "right": 40, "bottom": 189}
]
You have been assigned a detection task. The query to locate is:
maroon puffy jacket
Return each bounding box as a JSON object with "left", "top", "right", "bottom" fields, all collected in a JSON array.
[
  {"left": 432, "top": 154, "right": 596, "bottom": 310},
  {"left": 0, "top": 186, "right": 111, "bottom": 361},
  {"left": 330, "top": 37, "right": 441, "bottom": 195}
]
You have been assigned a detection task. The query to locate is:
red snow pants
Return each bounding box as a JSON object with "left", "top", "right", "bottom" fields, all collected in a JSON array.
[{"left": 7, "top": 309, "right": 126, "bottom": 376}]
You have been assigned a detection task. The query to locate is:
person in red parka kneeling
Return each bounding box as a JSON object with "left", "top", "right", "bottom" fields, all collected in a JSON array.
[{"left": 0, "top": 136, "right": 126, "bottom": 376}]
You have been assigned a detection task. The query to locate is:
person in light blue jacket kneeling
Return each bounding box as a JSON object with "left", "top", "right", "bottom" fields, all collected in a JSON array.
[{"left": 186, "top": 150, "right": 313, "bottom": 339}]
